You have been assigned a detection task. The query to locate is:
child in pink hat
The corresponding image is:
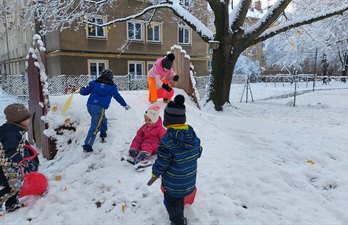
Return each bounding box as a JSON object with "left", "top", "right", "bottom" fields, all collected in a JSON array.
[{"left": 127, "top": 105, "right": 166, "bottom": 170}]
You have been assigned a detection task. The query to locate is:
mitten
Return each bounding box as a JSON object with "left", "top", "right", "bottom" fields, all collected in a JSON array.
[
  {"left": 22, "top": 160, "right": 37, "bottom": 174},
  {"left": 124, "top": 105, "right": 131, "bottom": 110},
  {"left": 161, "top": 83, "right": 172, "bottom": 92},
  {"left": 173, "top": 74, "right": 179, "bottom": 81}
]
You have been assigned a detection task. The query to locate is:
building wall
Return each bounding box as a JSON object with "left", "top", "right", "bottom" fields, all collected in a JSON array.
[
  {"left": 0, "top": 1, "right": 33, "bottom": 76},
  {"left": 45, "top": 0, "right": 209, "bottom": 76},
  {"left": 243, "top": 18, "right": 268, "bottom": 71},
  {"left": 1, "top": 0, "right": 209, "bottom": 77}
]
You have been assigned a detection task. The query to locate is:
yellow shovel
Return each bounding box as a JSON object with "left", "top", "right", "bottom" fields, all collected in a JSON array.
[{"left": 61, "top": 88, "right": 81, "bottom": 114}]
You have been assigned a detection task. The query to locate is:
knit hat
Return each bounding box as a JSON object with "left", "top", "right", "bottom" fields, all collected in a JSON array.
[
  {"left": 145, "top": 105, "right": 161, "bottom": 123},
  {"left": 100, "top": 69, "right": 113, "bottom": 80},
  {"left": 4, "top": 103, "right": 31, "bottom": 124},
  {"left": 161, "top": 53, "right": 175, "bottom": 70},
  {"left": 163, "top": 95, "right": 186, "bottom": 127}
]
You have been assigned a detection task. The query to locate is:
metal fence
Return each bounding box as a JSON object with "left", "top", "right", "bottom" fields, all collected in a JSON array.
[{"left": 0, "top": 73, "right": 211, "bottom": 105}]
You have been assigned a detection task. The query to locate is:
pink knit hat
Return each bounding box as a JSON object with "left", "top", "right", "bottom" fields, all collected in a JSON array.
[{"left": 145, "top": 105, "right": 161, "bottom": 123}]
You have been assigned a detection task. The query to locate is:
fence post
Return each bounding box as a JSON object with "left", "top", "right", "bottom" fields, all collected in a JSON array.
[
  {"left": 171, "top": 47, "right": 200, "bottom": 108},
  {"left": 127, "top": 73, "right": 131, "bottom": 91},
  {"left": 293, "top": 73, "right": 297, "bottom": 107},
  {"left": 27, "top": 39, "right": 56, "bottom": 160}
]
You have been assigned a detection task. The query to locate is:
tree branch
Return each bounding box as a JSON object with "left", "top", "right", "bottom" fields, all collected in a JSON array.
[
  {"left": 87, "top": 2, "right": 214, "bottom": 42},
  {"left": 250, "top": 3, "right": 348, "bottom": 46},
  {"left": 244, "top": 0, "right": 292, "bottom": 41},
  {"left": 83, "top": 0, "right": 109, "bottom": 4},
  {"left": 169, "top": 5, "right": 214, "bottom": 42},
  {"left": 230, "top": 0, "right": 252, "bottom": 31}
]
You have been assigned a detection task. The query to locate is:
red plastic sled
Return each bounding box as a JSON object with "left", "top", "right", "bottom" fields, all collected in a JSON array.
[
  {"left": 20, "top": 172, "right": 48, "bottom": 197},
  {"left": 161, "top": 185, "right": 197, "bottom": 205}
]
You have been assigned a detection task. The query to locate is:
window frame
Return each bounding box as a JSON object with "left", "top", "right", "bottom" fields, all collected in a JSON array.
[
  {"left": 178, "top": 25, "right": 191, "bottom": 45},
  {"left": 146, "top": 22, "right": 162, "bottom": 43},
  {"left": 252, "top": 48, "right": 257, "bottom": 56},
  {"left": 127, "top": 20, "right": 144, "bottom": 42},
  {"left": 242, "top": 23, "right": 249, "bottom": 29},
  {"left": 87, "top": 59, "right": 109, "bottom": 77},
  {"left": 147, "top": 61, "right": 156, "bottom": 71},
  {"left": 128, "top": 61, "right": 145, "bottom": 80},
  {"left": 180, "top": 0, "right": 191, "bottom": 7},
  {"left": 86, "top": 16, "right": 107, "bottom": 39}
]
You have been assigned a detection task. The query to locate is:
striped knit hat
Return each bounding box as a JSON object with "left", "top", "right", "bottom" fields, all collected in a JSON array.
[{"left": 163, "top": 95, "right": 186, "bottom": 127}]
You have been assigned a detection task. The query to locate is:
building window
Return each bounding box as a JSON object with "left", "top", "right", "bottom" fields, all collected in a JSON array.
[
  {"left": 88, "top": 59, "right": 108, "bottom": 77},
  {"left": 178, "top": 25, "right": 191, "bottom": 45},
  {"left": 147, "top": 61, "right": 155, "bottom": 71},
  {"left": 261, "top": 55, "right": 266, "bottom": 61},
  {"left": 180, "top": 0, "right": 191, "bottom": 7},
  {"left": 262, "top": 42, "right": 266, "bottom": 48},
  {"left": 208, "top": 60, "right": 212, "bottom": 72},
  {"left": 252, "top": 48, "right": 257, "bottom": 56},
  {"left": 128, "top": 61, "right": 145, "bottom": 79},
  {"left": 127, "top": 21, "right": 144, "bottom": 41},
  {"left": 242, "top": 23, "right": 249, "bottom": 29},
  {"left": 147, "top": 23, "right": 161, "bottom": 42},
  {"left": 87, "top": 16, "right": 107, "bottom": 39}
]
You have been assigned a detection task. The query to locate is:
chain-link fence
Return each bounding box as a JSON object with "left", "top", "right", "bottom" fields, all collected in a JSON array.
[{"left": 0, "top": 73, "right": 211, "bottom": 111}]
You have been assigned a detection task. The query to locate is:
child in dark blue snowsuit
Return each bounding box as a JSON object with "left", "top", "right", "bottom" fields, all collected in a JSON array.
[
  {"left": 80, "top": 69, "right": 130, "bottom": 152},
  {"left": 147, "top": 95, "right": 202, "bottom": 225},
  {"left": 0, "top": 103, "right": 38, "bottom": 213}
]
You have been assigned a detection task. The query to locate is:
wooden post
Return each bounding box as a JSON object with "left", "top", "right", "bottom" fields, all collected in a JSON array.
[
  {"left": 171, "top": 48, "right": 200, "bottom": 108},
  {"left": 27, "top": 44, "right": 56, "bottom": 160}
]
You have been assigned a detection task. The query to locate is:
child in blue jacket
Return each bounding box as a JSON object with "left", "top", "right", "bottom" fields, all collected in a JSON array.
[
  {"left": 147, "top": 95, "right": 202, "bottom": 225},
  {"left": 80, "top": 69, "right": 130, "bottom": 152}
]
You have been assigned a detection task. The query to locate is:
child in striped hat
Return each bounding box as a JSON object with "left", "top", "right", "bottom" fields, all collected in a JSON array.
[{"left": 147, "top": 95, "right": 203, "bottom": 225}]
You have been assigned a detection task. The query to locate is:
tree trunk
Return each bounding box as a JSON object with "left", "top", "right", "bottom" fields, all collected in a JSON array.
[{"left": 209, "top": 38, "right": 240, "bottom": 111}]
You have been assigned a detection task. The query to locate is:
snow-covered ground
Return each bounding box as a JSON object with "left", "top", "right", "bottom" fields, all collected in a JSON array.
[{"left": 1, "top": 81, "right": 348, "bottom": 225}]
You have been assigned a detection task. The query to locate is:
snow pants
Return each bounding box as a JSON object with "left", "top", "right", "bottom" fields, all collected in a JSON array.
[
  {"left": 164, "top": 192, "right": 185, "bottom": 225},
  {"left": 129, "top": 141, "right": 159, "bottom": 155},
  {"left": 0, "top": 166, "right": 22, "bottom": 208},
  {"left": 84, "top": 104, "right": 107, "bottom": 146},
  {"left": 148, "top": 77, "right": 174, "bottom": 102}
]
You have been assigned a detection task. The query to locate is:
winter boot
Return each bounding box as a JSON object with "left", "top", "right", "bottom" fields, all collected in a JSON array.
[
  {"left": 134, "top": 151, "right": 152, "bottom": 170},
  {"left": 127, "top": 149, "right": 138, "bottom": 165},
  {"left": 100, "top": 131, "right": 107, "bottom": 143},
  {"left": 170, "top": 217, "right": 187, "bottom": 225},
  {"left": 3, "top": 195, "right": 21, "bottom": 213},
  {"left": 82, "top": 144, "right": 93, "bottom": 152}
]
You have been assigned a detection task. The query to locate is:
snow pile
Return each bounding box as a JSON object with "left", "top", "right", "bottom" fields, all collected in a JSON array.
[{"left": 0, "top": 86, "right": 347, "bottom": 224}]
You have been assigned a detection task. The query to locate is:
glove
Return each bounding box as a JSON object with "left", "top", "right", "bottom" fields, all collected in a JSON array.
[
  {"left": 173, "top": 74, "right": 179, "bottom": 81},
  {"left": 22, "top": 159, "right": 37, "bottom": 174},
  {"left": 75, "top": 87, "right": 83, "bottom": 93},
  {"left": 124, "top": 105, "right": 131, "bottom": 110},
  {"left": 161, "top": 83, "right": 172, "bottom": 92}
]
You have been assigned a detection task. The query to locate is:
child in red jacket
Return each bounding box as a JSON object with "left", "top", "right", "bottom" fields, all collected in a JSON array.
[{"left": 127, "top": 105, "right": 166, "bottom": 169}]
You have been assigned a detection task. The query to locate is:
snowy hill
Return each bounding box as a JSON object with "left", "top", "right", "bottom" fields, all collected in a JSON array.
[{"left": 1, "top": 84, "right": 348, "bottom": 225}]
